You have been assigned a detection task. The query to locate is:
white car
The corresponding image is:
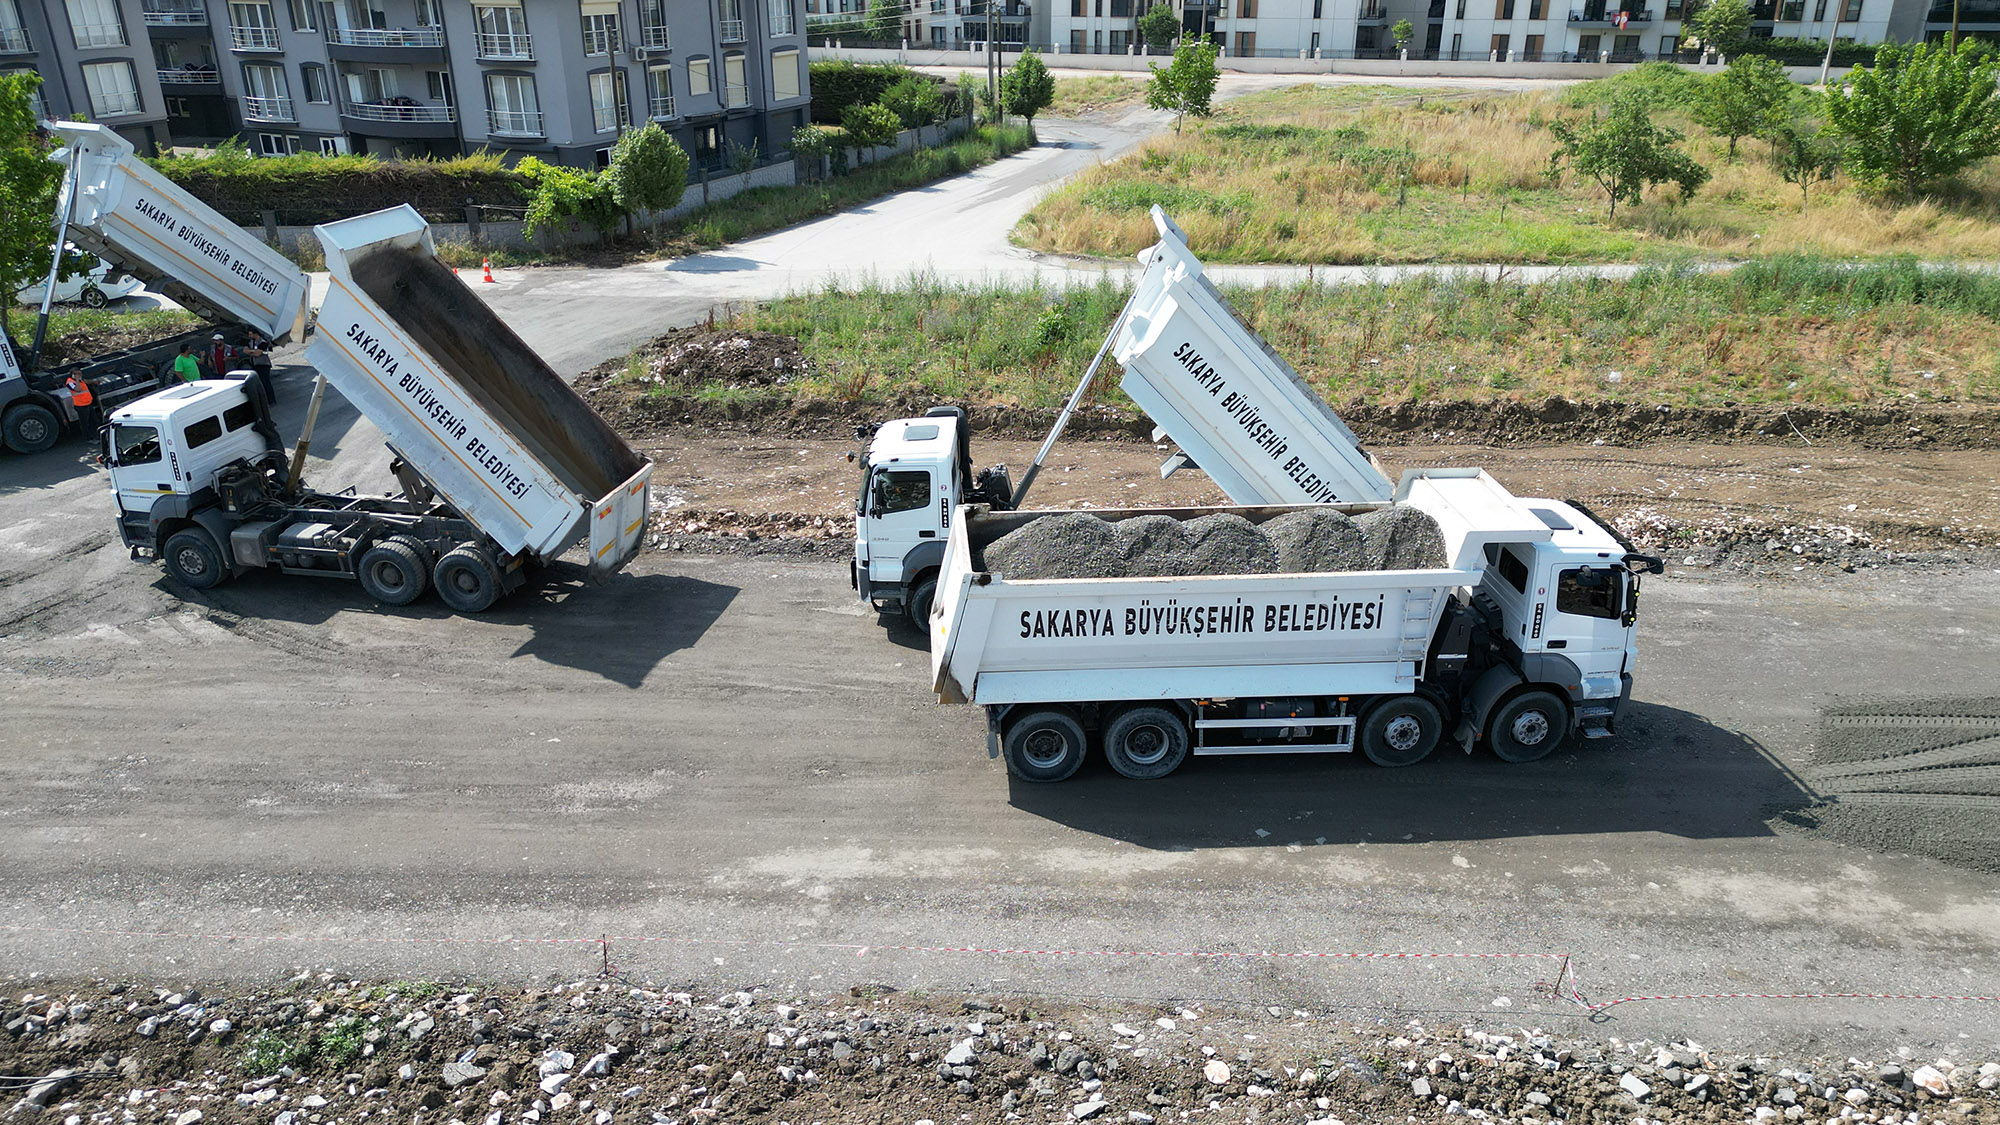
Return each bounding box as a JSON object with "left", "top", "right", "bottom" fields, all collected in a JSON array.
[{"left": 15, "top": 259, "right": 145, "bottom": 309}]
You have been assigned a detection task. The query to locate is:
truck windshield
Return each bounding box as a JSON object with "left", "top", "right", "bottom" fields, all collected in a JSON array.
[
  {"left": 112, "top": 424, "right": 162, "bottom": 466},
  {"left": 1556, "top": 567, "right": 1622, "bottom": 620}
]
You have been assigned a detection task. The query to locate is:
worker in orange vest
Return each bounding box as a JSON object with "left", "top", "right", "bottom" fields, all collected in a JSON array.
[{"left": 64, "top": 367, "right": 100, "bottom": 432}]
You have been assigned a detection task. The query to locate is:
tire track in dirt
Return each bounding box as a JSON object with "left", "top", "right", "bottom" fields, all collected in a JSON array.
[{"left": 1790, "top": 701, "right": 2000, "bottom": 873}]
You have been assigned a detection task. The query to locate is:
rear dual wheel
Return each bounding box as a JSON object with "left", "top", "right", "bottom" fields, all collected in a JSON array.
[
  {"left": 358, "top": 537, "right": 431, "bottom": 607},
  {"left": 434, "top": 544, "right": 503, "bottom": 613},
  {"left": 1102, "top": 705, "right": 1190, "bottom": 780},
  {"left": 1001, "top": 708, "right": 1089, "bottom": 783}
]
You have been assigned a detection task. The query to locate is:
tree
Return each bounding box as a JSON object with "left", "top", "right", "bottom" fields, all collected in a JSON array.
[
  {"left": 0, "top": 73, "right": 61, "bottom": 340},
  {"left": 1146, "top": 40, "right": 1221, "bottom": 135},
  {"left": 1691, "top": 54, "right": 1794, "bottom": 159},
  {"left": 1824, "top": 38, "right": 2000, "bottom": 197},
  {"left": 1547, "top": 92, "right": 1711, "bottom": 220},
  {"left": 1391, "top": 18, "right": 1415, "bottom": 51},
  {"left": 1000, "top": 52, "right": 1056, "bottom": 123},
  {"left": 1684, "top": 0, "right": 1752, "bottom": 57},
  {"left": 1138, "top": 3, "right": 1180, "bottom": 53},
  {"left": 517, "top": 158, "right": 621, "bottom": 240},
  {"left": 840, "top": 101, "right": 901, "bottom": 163},
  {"left": 880, "top": 74, "right": 945, "bottom": 129},
  {"left": 603, "top": 122, "right": 689, "bottom": 225},
  {"left": 1772, "top": 120, "right": 1839, "bottom": 212},
  {"left": 864, "top": 0, "right": 900, "bottom": 42},
  {"left": 791, "top": 124, "right": 834, "bottom": 180}
]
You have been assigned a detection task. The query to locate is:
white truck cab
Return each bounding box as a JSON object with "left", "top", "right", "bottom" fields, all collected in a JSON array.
[{"left": 853, "top": 406, "right": 1013, "bottom": 628}]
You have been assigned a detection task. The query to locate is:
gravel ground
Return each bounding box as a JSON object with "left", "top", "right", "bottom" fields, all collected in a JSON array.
[
  {"left": 5, "top": 977, "right": 1997, "bottom": 1125},
  {"left": 980, "top": 509, "right": 1445, "bottom": 581}
]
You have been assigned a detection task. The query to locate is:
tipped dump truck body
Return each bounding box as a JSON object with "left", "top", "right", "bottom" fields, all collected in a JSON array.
[{"left": 308, "top": 206, "right": 651, "bottom": 576}]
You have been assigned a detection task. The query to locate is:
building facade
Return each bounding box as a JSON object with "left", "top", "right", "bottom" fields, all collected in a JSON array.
[
  {"left": 7, "top": 0, "right": 807, "bottom": 167},
  {"left": 2, "top": 0, "right": 174, "bottom": 150}
]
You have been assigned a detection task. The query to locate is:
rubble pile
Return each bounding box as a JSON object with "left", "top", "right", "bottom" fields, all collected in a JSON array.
[{"left": 982, "top": 507, "right": 1447, "bottom": 580}]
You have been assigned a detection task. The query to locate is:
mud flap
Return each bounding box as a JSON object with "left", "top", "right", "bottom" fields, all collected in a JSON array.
[{"left": 985, "top": 706, "right": 1008, "bottom": 760}]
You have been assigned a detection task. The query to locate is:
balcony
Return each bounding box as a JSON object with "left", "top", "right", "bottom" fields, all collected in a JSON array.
[
  {"left": 487, "top": 108, "right": 543, "bottom": 136},
  {"left": 229, "top": 24, "right": 281, "bottom": 48},
  {"left": 650, "top": 92, "right": 675, "bottom": 117},
  {"left": 0, "top": 27, "right": 30, "bottom": 51},
  {"left": 327, "top": 25, "right": 442, "bottom": 45},
  {"left": 142, "top": 0, "right": 208, "bottom": 25},
  {"left": 242, "top": 93, "right": 294, "bottom": 120},
  {"left": 723, "top": 80, "right": 748, "bottom": 106},
  {"left": 158, "top": 63, "right": 222, "bottom": 84},
  {"left": 1568, "top": 6, "right": 1652, "bottom": 20},
  {"left": 342, "top": 97, "right": 460, "bottom": 136},
  {"left": 1357, "top": 1, "right": 1389, "bottom": 18},
  {"left": 719, "top": 17, "right": 745, "bottom": 39},
  {"left": 474, "top": 30, "right": 532, "bottom": 57},
  {"left": 639, "top": 22, "right": 671, "bottom": 47}
]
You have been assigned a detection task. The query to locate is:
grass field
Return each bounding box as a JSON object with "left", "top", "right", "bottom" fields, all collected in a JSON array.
[
  {"left": 613, "top": 258, "right": 2000, "bottom": 411},
  {"left": 1017, "top": 75, "right": 2000, "bottom": 264},
  {"left": 1047, "top": 75, "right": 1146, "bottom": 118},
  {"left": 5, "top": 307, "right": 205, "bottom": 366}
]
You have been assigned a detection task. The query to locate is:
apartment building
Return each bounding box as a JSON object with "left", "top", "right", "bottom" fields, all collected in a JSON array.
[
  {"left": 8, "top": 0, "right": 807, "bottom": 167},
  {"left": 2, "top": 0, "right": 173, "bottom": 149}
]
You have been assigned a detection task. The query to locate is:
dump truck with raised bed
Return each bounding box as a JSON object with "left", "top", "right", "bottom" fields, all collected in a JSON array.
[
  {"left": 931, "top": 469, "right": 1662, "bottom": 781},
  {"left": 1, "top": 122, "right": 309, "bottom": 454},
  {"left": 853, "top": 207, "right": 1396, "bottom": 630},
  {"left": 103, "top": 205, "right": 652, "bottom": 612}
]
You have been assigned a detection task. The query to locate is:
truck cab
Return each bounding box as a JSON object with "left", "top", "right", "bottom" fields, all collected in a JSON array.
[
  {"left": 853, "top": 406, "right": 1012, "bottom": 629},
  {"left": 104, "top": 378, "right": 281, "bottom": 576}
]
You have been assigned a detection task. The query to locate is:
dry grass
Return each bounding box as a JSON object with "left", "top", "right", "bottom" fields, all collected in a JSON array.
[
  {"left": 1047, "top": 75, "right": 1146, "bottom": 119},
  {"left": 1018, "top": 81, "right": 2000, "bottom": 263}
]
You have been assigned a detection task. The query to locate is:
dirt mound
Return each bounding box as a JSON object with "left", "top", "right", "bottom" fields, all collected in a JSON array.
[
  {"left": 1114, "top": 514, "right": 1196, "bottom": 577},
  {"left": 1356, "top": 506, "right": 1450, "bottom": 570},
  {"left": 579, "top": 327, "right": 808, "bottom": 432},
  {"left": 1183, "top": 512, "right": 1280, "bottom": 575},
  {"left": 1264, "top": 509, "right": 1368, "bottom": 573}
]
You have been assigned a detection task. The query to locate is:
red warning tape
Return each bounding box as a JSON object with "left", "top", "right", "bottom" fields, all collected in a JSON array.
[{"left": 1538, "top": 957, "right": 2000, "bottom": 1020}]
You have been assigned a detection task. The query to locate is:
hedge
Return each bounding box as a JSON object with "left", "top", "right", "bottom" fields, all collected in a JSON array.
[
  {"left": 1733, "top": 37, "right": 1880, "bottom": 68},
  {"left": 808, "top": 60, "right": 918, "bottom": 124},
  {"left": 147, "top": 145, "right": 531, "bottom": 225}
]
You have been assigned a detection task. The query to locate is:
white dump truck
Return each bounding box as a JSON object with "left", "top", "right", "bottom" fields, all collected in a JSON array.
[
  {"left": 102, "top": 203, "right": 652, "bottom": 611},
  {"left": 932, "top": 471, "right": 1662, "bottom": 781},
  {"left": 1, "top": 123, "right": 308, "bottom": 454},
  {"left": 853, "top": 209, "right": 1397, "bottom": 630}
]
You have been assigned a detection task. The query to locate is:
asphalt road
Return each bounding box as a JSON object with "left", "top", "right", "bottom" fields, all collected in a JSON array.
[{"left": 4, "top": 81, "right": 2000, "bottom": 1058}]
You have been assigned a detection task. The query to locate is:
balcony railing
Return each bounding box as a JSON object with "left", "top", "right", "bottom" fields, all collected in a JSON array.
[
  {"left": 1567, "top": 6, "right": 1652, "bottom": 19},
  {"left": 0, "top": 27, "right": 30, "bottom": 51},
  {"left": 475, "top": 30, "right": 532, "bottom": 56},
  {"left": 769, "top": 8, "right": 795, "bottom": 32},
  {"left": 73, "top": 23, "right": 127, "bottom": 45},
  {"left": 242, "top": 93, "right": 294, "bottom": 119},
  {"left": 93, "top": 91, "right": 142, "bottom": 115},
  {"left": 719, "top": 17, "right": 745, "bottom": 38},
  {"left": 649, "top": 92, "right": 675, "bottom": 116},
  {"left": 723, "top": 80, "right": 748, "bottom": 106},
  {"left": 327, "top": 25, "right": 443, "bottom": 45},
  {"left": 488, "top": 108, "right": 543, "bottom": 135},
  {"left": 346, "top": 99, "right": 454, "bottom": 121},
  {"left": 639, "top": 22, "right": 671, "bottom": 46},
  {"left": 142, "top": 0, "right": 209, "bottom": 24},
  {"left": 158, "top": 64, "right": 221, "bottom": 83},
  {"left": 230, "top": 24, "right": 281, "bottom": 48}
]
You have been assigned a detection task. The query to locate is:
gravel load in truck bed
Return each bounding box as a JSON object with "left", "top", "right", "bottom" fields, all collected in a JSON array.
[
  {"left": 1356, "top": 505, "right": 1451, "bottom": 570},
  {"left": 982, "top": 506, "right": 1448, "bottom": 580}
]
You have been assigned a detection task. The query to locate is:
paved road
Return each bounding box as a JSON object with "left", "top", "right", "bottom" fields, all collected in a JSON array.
[{"left": 5, "top": 81, "right": 2000, "bottom": 1057}]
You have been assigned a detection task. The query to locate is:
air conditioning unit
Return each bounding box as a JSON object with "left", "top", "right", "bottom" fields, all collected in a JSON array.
[{"left": 631, "top": 43, "right": 652, "bottom": 58}]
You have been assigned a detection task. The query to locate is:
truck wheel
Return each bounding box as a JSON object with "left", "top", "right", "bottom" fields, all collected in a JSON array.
[
  {"left": 162, "top": 528, "right": 229, "bottom": 590},
  {"left": 433, "top": 545, "right": 502, "bottom": 613},
  {"left": 80, "top": 285, "right": 108, "bottom": 309},
  {"left": 1488, "top": 691, "right": 1569, "bottom": 763},
  {"left": 3, "top": 403, "right": 60, "bottom": 454},
  {"left": 358, "top": 539, "right": 429, "bottom": 606},
  {"left": 1359, "top": 697, "right": 1442, "bottom": 767},
  {"left": 1001, "top": 708, "right": 1089, "bottom": 783},
  {"left": 906, "top": 578, "right": 937, "bottom": 634},
  {"left": 1102, "top": 705, "right": 1190, "bottom": 780}
]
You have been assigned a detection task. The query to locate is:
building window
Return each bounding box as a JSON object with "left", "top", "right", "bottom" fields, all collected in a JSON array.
[
  {"left": 1235, "top": 0, "right": 1252, "bottom": 16},
  {"left": 647, "top": 62, "right": 674, "bottom": 116},
  {"left": 1611, "top": 31, "right": 1637, "bottom": 54},
  {"left": 320, "top": 134, "right": 348, "bottom": 154},
  {"left": 475, "top": 5, "right": 532, "bottom": 57},
  {"left": 1658, "top": 33, "right": 1676, "bottom": 52},
  {"left": 486, "top": 72, "right": 542, "bottom": 134},
  {"left": 640, "top": 0, "right": 670, "bottom": 46},
  {"left": 345, "top": 65, "right": 396, "bottom": 102},
  {"left": 1840, "top": 0, "right": 1859, "bottom": 17},
  {"left": 242, "top": 60, "right": 292, "bottom": 118},
  {"left": 583, "top": 11, "right": 619, "bottom": 54},
  {"left": 1529, "top": 0, "right": 1545, "bottom": 16},
  {"left": 722, "top": 51, "right": 746, "bottom": 106},
  {"left": 1577, "top": 30, "right": 1598, "bottom": 53},
  {"left": 1489, "top": 31, "right": 1508, "bottom": 53},
  {"left": 687, "top": 56, "right": 711, "bottom": 96},
  {"left": 0, "top": 0, "right": 30, "bottom": 53},
  {"left": 300, "top": 61, "right": 328, "bottom": 100},
  {"left": 228, "top": 1, "right": 280, "bottom": 48},
  {"left": 1523, "top": 31, "right": 1542, "bottom": 55},
  {"left": 1356, "top": 24, "right": 1376, "bottom": 47},
  {"left": 164, "top": 95, "right": 188, "bottom": 114},
  {"left": 1234, "top": 30, "right": 1253, "bottom": 51},
  {"left": 771, "top": 46, "right": 798, "bottom": 98},
  {"left": 258, "top": 131, "right": 298, "bottom": 155},
  {"left": 1109, "top": 29, "right": 1129, "bottom": 48},
  {"left": 1311, "top": 0, "right": 1321, "bottom": 16},
  {"left": 1493, "top": 0, "right": 1512, "bottom": 17},
  {"left": 67, "top": 0, "right": 127, "bottom": 47},
  {"left": 427, "top": 68, "right": 453, "bottom": 110},
  {"left": 82, "top": 60, "right": 141, "bottom": 115},
  {"left": 588, "top": 68, "right": 627, "bottom": 131},
  {"left": 287, "top": 0, "right": 314, "bottom": 29},
  {"left": 414, "top": 0, "right": 438, "bottom": 23},
  {"left": 1309, "top": 30, "right": 1319, "bottom": 49},
  {"left": 768, "top": 0, "right": 795, "bottom": 35},
  {"left": 719, "top": 0, "right": 745, "bottom": 40}
]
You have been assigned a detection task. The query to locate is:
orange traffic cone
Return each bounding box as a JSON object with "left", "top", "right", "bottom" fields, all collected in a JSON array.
[{"left": 481, "top": 258, "right": 496, "bottom": 284}]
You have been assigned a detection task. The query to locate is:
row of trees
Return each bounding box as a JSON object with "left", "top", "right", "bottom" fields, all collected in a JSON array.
[{"left": 1550, "top": 39, "right": 2000, "bottom": 218}]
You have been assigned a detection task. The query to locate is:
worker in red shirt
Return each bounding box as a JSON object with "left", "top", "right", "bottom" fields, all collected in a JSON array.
[{"left": 208, "top": 333, "right": 235, "bottom": 379}]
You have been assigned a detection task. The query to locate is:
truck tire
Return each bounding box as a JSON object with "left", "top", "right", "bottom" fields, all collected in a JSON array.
[
  {"left": 3, "top": 403, "right": 60, "bottom": 454},
  {"left": 906, "top": 578, "right": 937, "bottom": 634},
  {"left": 162, "top": 528, "right": 229, "bottom": 590},
  {"left": 1001, "top": 708, "right": 1089, "bottom": 783},
  {"left": 1102, "top": 705, "right": 1190, "bottom": 780},
  {"left": 433, "top": 545, "right": 502, "bottom": 613},
  {"left": 1359, "top": 696, "right": 1443, "bottom": 767},
  {"left": 1488, "top": 690, "right": 1569, "bottom": 763},
  {"left": 358, "top": 539, "right": 429, "bottom": 606}
]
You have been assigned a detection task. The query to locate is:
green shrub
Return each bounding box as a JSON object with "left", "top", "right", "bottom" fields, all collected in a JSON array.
[
  {"left": 809, "top": 60, "right": 917, "bottom": 124},
  {"left": 1563, "top": 61, "right": 1706, "bottom": 110},
  {"left": 242, "top": 1031, "right": 313, "bottom": 1076},
  {"left": 1077, "top": 181, "right": 1247, "bottom": 215},
  {"left": 880, "top": 74, "right": 946, "bottom": 129},
  {"left": 518, "top": 156, "right": 621, "bottom": 238}
]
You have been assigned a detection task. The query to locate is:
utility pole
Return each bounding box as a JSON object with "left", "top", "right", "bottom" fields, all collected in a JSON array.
[
  {"left": 987, "top": 0, "right": 998, "bottom": 116},
  {"left": 1950, "top": 0, "right": 1960, "bottom": 46},
  {"left": 1817, "top": 12, "right": 1838, "bottom": 85}
]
